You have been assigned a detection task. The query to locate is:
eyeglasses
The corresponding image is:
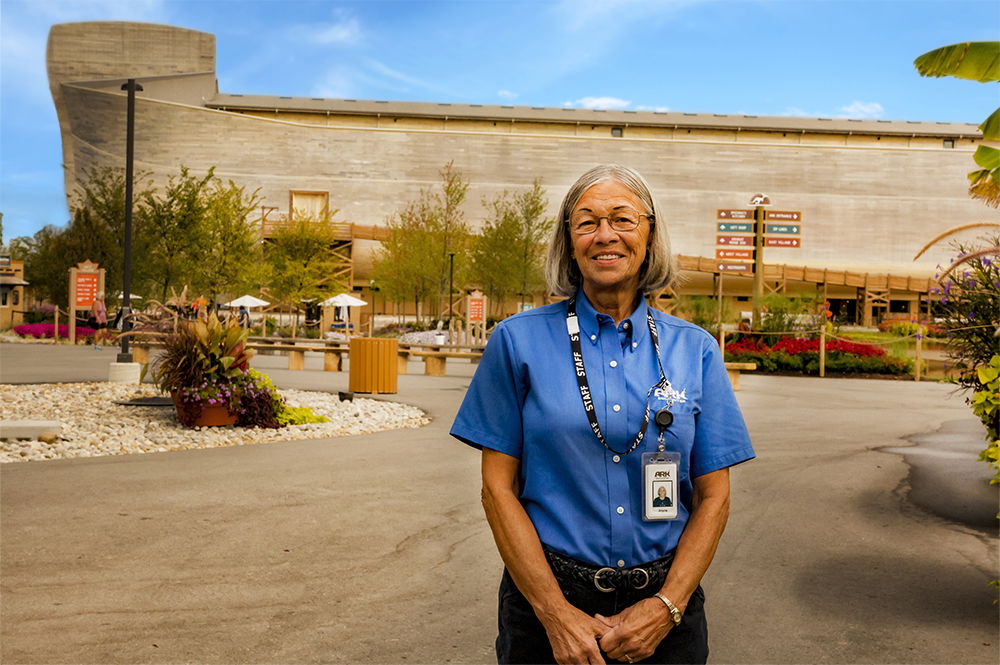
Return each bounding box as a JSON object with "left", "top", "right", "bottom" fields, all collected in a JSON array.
[{"left": 565, "top": 208, "right": 654, "bottom": 235}]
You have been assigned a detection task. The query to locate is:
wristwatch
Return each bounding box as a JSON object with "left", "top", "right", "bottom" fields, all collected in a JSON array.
[{"left": 654, "top": 593, "right": 683, "bottom": 627}]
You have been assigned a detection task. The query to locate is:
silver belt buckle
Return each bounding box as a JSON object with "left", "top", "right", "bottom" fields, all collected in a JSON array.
[
  {"left": 593, "top": 567, "right": 616, "bottom": 592},
  {"left": 632, "top": 567, "right": 650, "bottom": 590}
]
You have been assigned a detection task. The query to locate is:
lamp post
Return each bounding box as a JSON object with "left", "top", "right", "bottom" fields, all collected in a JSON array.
[
  {"left": 118, "top": 78, "right": 143, "bottom": 363},
  {"left": 448, "top": 252, "right": 455, "bottom": 327}
]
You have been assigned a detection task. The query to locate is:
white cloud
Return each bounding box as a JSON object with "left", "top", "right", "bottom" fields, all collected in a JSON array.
[
  {"left": 838, "top": 101, "right": 885, "bottom": 119},
  {"left": 308, "top": 17, "right": 362, "bottom": 46},
  {"left": 311, "top": 68, "right": 356, "bottom": 99},
  {"left": 565, "top": 96, "right": 631, "bottom": 110},
  {"left": 363, "top": 59, "right": 457, "bottom": 97},
  {"left": 497, "top": 89, "right": 518, "bottom": 100},
  {"left": 635, "top": 105, "right": 670, "bottom": 113},
  {"left": 779, "top": 107, "right": 815, "bottom": 117}
]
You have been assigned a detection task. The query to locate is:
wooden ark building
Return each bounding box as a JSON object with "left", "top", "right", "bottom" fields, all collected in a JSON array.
[{"left": 47, "top": 21, "right": 997, "bottom": 325}]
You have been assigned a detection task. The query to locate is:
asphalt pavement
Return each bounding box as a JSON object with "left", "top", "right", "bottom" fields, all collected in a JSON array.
[{"left": 1, "top": 342, "right": 997, "bottom": 664}]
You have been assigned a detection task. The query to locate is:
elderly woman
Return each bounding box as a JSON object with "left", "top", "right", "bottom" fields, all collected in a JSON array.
[{"left": 451, "top": 164, "right": 754, "bottom": 665}]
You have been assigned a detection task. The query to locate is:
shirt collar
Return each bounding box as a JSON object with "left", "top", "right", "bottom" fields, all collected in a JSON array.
[{"left": 573, "top": 289, "right": 651, "bottom": 348}]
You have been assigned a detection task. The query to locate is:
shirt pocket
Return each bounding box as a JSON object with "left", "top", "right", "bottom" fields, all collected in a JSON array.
[{"left": 660, "top": 408, "right": 696, "bottom": 481}]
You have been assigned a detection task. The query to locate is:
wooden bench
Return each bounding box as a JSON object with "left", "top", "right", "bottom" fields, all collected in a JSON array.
[
  {"left": 724, "top": 361, "right": 757, "bottom": 391},
  {"left": 132, "top": 339, "right": 347, "bottom": 372},
  {"left": 406, "top": 350, "right": 483, "bottom": 376}
]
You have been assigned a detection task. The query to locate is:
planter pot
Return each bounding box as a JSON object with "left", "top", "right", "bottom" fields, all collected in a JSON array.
[
  {"left": 193, "top": 404, "right": 237, "bottom": 427},
  {"left": 171, "top": 391, "right": 237, "bottom": 427}
]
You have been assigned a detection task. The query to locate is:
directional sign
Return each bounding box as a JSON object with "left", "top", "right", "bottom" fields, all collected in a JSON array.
[
  {"left": 716, "top": 235, "right": 753, "bottom": 246},
  {"left": 717, "top": 222, "right": 754, "bottom": 233},
  {"left": 716, "top": 248, "right": 754, "bottom": 260},
  {"left": 717, "top": 209, "right": 753, "bottom": 220},
  {"left": 717, "top": 262, "right": 753, "bottom": 273},
  {"left": 74, "top": 273, "right": 100, "bottom": 308},
  {"left": 765, "top": 210, "right": 802, "bottom": 221},
  {"left": 765, "top": 237, "right": 801, "bottom": 248},
  {"left": 765, "top": 223, "right": 801, "bottom": 234}
]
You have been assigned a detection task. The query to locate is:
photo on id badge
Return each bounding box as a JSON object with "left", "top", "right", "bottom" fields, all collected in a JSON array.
[{"left": 643, "top": 452, "right": 679, "bottom": 521}]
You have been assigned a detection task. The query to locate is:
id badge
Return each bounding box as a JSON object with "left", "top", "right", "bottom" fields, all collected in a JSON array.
[{"left": 642, "top": 451, "right": 680, "bottom": 521}]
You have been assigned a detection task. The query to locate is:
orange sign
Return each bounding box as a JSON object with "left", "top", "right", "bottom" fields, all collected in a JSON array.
[
  {"left": 716, "top": 248, "right": 754, "bottom": 260},
  {"left": 75, "top": 273, "right": 100, "bottom": 308},
  {"left": 468, "top": 297, "right": 485, "bottom": 323}
]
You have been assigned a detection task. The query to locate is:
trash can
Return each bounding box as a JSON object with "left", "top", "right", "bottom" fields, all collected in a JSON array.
[{"left": 349, "top": 337, "right": 398, "bottom": 394}]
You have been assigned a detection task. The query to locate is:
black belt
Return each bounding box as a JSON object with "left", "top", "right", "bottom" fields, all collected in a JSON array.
[{"left": 545, "top": 549, "right": 675, "bottom": 593}]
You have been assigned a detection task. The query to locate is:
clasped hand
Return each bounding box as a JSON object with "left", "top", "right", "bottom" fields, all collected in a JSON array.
[
  {"left": 597, "top": 598, "right": 672, "bottom": 663},
  {"left": 545, "top": 598, "right": 671, "bottom": 664}
]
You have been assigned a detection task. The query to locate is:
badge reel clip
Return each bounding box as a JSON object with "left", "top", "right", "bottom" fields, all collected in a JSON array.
[{"left": 642, "top": 407, "right": 680, "bottom": 521}]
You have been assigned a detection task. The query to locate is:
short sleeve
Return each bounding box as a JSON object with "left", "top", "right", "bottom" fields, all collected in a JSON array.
[
  {"left": 689, "top": 337, "right": 755, "bottom": 477},
  {"left": 450, "top": 323, "right": 526, "bottom": 457}
]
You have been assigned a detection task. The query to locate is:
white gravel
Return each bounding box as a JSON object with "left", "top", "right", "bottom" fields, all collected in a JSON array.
[{"left": 0, "top": 382, "right": 429, "bottom": 464}]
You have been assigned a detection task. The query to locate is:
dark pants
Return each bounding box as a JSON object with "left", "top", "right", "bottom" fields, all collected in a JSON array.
[{"left": 495, "top": 568, "right": 708, "bottom": 665}]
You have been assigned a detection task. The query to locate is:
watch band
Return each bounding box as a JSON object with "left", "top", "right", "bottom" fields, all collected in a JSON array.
[{"left": 654, "top": 593, "right": 683, "bottom": 626}]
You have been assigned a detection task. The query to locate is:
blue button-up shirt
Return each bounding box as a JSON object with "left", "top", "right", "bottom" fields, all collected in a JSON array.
[{"left": 450, "top": 291, "right": 754, "bottom": 567}]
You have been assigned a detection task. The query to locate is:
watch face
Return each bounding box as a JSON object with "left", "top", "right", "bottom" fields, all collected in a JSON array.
[{"left": 671, "top": 610, "right": 682, "bottom": 625}]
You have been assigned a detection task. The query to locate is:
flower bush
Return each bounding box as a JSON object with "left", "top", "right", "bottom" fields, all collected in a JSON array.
[
  {"left": 929, "top": 235, "right": 1000, "bottom": 483},
  {"left": 725, "top": 335, "right": 910, "bottom": 375},
  {"left": 876, "top": 318, "right": 945, "bottom": 336},
  {"left": 14, "top": 323, "right": 95, "bottom": 340}
]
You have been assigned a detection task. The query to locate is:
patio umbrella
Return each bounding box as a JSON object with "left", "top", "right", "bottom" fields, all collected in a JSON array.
[
  {"left": 320, "top": 293, "right": 368, "bottom": 328},
  {"left": 319, "top": 293, "right": 367, "bottom": 307},
  {"left": 224, "top": 295, "right": 270, "bottom": 308}
]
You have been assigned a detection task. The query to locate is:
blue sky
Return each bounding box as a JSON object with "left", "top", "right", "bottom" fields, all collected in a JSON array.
[{"left": 1, "top": 0, "right": 997, "bottom": 241}]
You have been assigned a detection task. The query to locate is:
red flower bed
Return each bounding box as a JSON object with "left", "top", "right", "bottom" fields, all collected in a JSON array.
[
  {"left": 725, "top": 336, "right": 884, "bottom": 357},
  {"left": 13, "top": 323, "right": 95, "bottom": 339},
  {"left": 771, "top": 337, "right": 885, "bottom": 357}
]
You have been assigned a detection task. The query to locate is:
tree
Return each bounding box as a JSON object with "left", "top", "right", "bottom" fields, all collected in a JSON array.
[
  {"left": 136, "top": 167, "right": 212, "bottom": 301},
  {"left": 434, "top": 162, "right": 472, "bottom": 317},
  {"left": 471, "top": 179, "right": 554, "bottom": 316},
  {"left": 264, "top": 209, "right": 346, "bottom": 336},
  {"left": 915, "top": 42, "right": 1000, "bottom": 496},
  {"left": 914, "top": 41, "right": 1000, "bottom": 206},
  {"left": 190, "top": 179, "right": 264, "bottom": 302},
  {"left": 373, "top": 163, "right": 472, "bottom": 321},
  {"left": 373, "top": 198, "right": 439, "bottom": 321},
  {"left": 11, "top": 226, "right": 68, "bottom": 306}
]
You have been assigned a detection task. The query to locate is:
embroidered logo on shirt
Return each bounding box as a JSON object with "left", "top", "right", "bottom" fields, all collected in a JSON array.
[{"left": 654, "top": 381, "right": 687, "bottom": 408}]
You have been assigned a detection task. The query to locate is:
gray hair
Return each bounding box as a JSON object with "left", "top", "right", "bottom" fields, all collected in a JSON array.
[{"left": 544, "top": 164, "right": 676, "bottom": 297}]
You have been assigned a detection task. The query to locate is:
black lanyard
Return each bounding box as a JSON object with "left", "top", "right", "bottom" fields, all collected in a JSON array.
[{"left": 566, "top": 297, "right": 669, "bottom": 456}]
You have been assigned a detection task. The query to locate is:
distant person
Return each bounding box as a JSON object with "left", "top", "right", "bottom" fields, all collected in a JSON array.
[
  {"left": 90, "top": 293, "right": 108, "bottom": 349},
  {"left": 452, "top": 164, "right": 755, "bottom": 665},
  {"left": 237, "top": 305, "right": 251, "bottom": 329}
]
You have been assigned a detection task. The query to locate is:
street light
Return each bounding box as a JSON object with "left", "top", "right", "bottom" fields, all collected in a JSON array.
[
  {"left": 448, "top": 252, "right": 455, "bottom": 328},
  {"left": 118, "top": 78, "right": 143, "bottom": 363}
]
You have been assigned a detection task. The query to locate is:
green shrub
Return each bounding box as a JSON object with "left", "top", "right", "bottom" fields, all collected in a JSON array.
[
  {"left": 725, "top": 349, "right": 910, "bottom": 375},
  {"left": 278, "top": 405, "right": 330, "bottom": 425},
  {"left": 888, "top": 320, "right": 923, "bottom": 337}
]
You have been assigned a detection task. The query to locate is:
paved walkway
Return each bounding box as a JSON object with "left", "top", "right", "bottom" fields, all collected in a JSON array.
[{"left": 1, "top": 342, "right": 997, "bottom": 664}]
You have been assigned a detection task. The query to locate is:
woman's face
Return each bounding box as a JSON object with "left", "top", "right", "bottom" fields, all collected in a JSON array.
[
  {"left": 658, "top": 486, "right": 667, "bottom": 499},
  {"left": 570, "top": 180, "right": 651, "bottom": 296}
]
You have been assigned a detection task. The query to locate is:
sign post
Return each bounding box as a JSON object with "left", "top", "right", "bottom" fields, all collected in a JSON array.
[
  {"left": 118, "top": 78, "right": 143, "bottom": 363},
  {"left": 715, "top": 200, "right": 802, "bottom": 331},
  {"left": 752, "top": 205, "right": 766, "bottom": 330},
  {"left": 466, "top": 290, "right": 487, "bottom": 345},
  {"left": 68, "top": 261, "right": 105, "bottom": 344}
]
